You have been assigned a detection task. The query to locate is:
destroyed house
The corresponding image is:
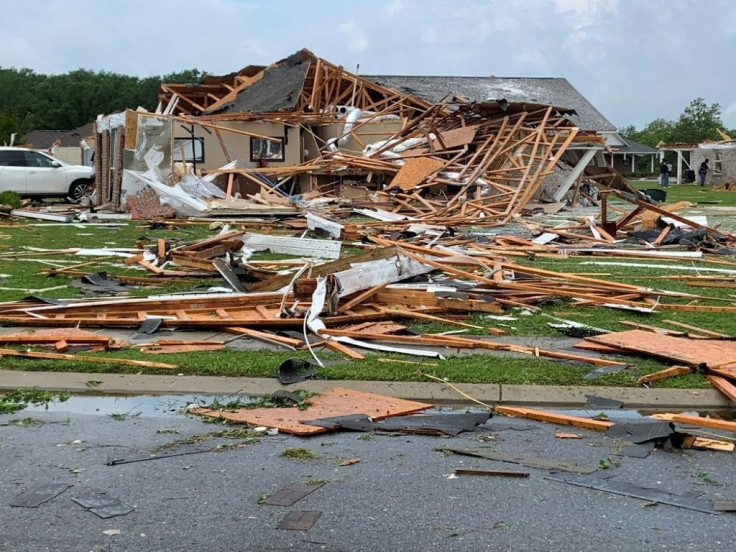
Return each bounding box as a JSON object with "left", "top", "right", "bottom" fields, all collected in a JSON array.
[{"left": 92, "top": 48, "right": 630, "bottom": 220}]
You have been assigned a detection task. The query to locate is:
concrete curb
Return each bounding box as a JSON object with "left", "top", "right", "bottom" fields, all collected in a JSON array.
[{"left": 0, "top": 370, "right": 731, "bottom": 410}]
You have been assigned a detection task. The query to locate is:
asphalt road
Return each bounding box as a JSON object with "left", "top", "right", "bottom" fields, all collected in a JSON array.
[{"left": 1, "top": 399, "right": 735, "bottom": 552}]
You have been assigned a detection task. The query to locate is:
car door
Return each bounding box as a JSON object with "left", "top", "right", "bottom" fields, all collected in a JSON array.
[
  {"left": 0, "top": 150, "right": 28, "bottom": 195},
  {"left": 24, "top": 151, "right": 67, "bottom": 195}
]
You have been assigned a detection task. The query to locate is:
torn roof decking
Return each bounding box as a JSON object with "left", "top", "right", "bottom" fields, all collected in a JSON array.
[
  {"left": 204, "top": 51, "right": 312, "bottom": 115},
  {"left": 169, "top": 49, "right": 431, "bottom": 120},
  {"left": 366, "top": 75, "right": 616, "bottom": 132}
]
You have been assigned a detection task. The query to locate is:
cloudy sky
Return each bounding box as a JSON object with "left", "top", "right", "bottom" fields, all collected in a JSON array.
[{"left": 3, "top": 0, "right": 735, "bottom": 129}]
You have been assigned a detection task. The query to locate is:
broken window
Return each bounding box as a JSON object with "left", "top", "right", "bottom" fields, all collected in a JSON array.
[
  {"left": 714, "top": 151, "right": 723, "bottom": 174},
  {"left": 250, "top": 137, "right": 284, "bottom": 163},
  {"left": 173, "top": 137, "right": 204, "bottom": 163}
]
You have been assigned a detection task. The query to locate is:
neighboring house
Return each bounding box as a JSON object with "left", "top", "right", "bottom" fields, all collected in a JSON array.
[
  {"left": 608, "top": 137, "right": 659, "bottom": 175},
  {"left": 23, "top": 123, "right": 95, "bottom": 165},
  {"left": 691, "top": 140, "right": 736, "bottom": 185}
]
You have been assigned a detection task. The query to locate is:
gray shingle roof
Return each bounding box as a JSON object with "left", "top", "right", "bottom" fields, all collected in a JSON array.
[
  {"left": 617, "top": 138, "right": 659, "bottom": 155},
  {"left": 364, "top": 76, "right": 615, "bottom": 132},
  {"left": 23, "top": 122, "right": 94, "bottom": 149}
]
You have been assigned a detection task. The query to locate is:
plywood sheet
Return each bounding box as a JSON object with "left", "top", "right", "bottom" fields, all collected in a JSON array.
[
  {"left": 391, "top": 158, "right": 445, "bottom": 192},
  {"left": 587, "top": 330, "right": 736, "bottom": 370},
  {"left": 431, "top": 125, "right": 478, "bottom": 151},
  {"left": 191, "top": 388, "right": 432, "bottom": 435}
]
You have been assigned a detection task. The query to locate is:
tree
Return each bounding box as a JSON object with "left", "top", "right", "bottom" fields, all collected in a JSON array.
[{"left": 672, "top": 98, "right": 723, "bottom": 144}]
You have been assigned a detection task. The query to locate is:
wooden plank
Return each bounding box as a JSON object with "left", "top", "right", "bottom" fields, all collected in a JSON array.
[
  {"left": 706, "top": 375, "right": 736, "bottom": 402},
  {"left": 661, "top": 319, "right": 728, "bottom": 337},
  {"left": 0, "top": 348, "right": 177, "bottom": 369},
  {"left": 495, "top": 405, "right": 613, "bottom": 431},
  {"left": 650, "top": 413, "right": 736, "bottom": 433},
  {"left": 637, "top": 365, "right": 694, "bottom": 384},
  {"left": 324, "top": 339, "right": 365, "bottom": 360}
]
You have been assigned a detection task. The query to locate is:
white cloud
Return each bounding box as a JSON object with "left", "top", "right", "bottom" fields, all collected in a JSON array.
[{"left": 339, "top": 19, "right": 370, "bottom": 52}]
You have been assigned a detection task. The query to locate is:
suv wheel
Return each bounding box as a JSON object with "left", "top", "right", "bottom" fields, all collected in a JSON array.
[{"left": 69, "top": 179, "right": 92, "bottom": 202}]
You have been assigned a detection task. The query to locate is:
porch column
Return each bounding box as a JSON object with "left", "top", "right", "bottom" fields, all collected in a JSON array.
[
  {"left": 677, "top": 150, "right": 683, "bottom": 185},
  {"left": 552, "top": 148, "right": 598, "bottom": 202}
]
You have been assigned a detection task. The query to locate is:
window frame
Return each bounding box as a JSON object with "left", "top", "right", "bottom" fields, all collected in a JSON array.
[
  {"left": 250, "top": 137, "right": 285, "bottom": 163},
  {"left": 173, "top": 137, "right": 205, "bottom": 163}
]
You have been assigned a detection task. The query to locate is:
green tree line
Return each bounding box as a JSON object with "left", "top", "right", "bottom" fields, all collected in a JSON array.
[
  {"left": 0, "top": 67, "right": 205, "bottom": 144},
  {"left": 618, "top": 98, "right": 734, "bottom": 147}
]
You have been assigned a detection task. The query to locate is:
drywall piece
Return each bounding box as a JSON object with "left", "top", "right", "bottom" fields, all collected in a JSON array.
[
  {"left": 10, "top": 210, "right": 73, "bottom": 223},
  {"left": 243, "top": 233, "right": 341, "bottom": 259},
  {"left": 190, "top": 388, "right": 432, "bottom": 435},
  {"left": 10, "top": 483, "right": 72, "bottom": 508},
  {"left": 263, "top": 482, "right": 325, "bottom": 507},
  {"left": 545, "top": 472, "right": 721, "bottom": 515},
  {"left": 661, "top": 215, "right": 708, "bottom": 229},
  {"left": 391, "top": 158, "right": 445, "bottom": 191},
  {"left": 306, "top": 212, "right": 343, "bottom": 239},
  {"left": 333, "top": 254, "right": 433, "bottom": 298},
  {"left": 436, "top": 446, "right": 595, "bottom": 474},
  {"left": 353, "top": 208, "right": 412, "bottom": 222}
]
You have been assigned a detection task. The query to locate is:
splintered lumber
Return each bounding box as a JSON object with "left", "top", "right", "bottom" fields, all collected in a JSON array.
[
  {"left": 661, "top": 319, "right": 728, "bottom": 338},
  {"left": 706, "top": 375, "right": 736, "bottom": 402},
  {"left": 637, "top": 365, "right": 695, "bottom": 384},
  {"left": 0, "top": 348, "right": 177, "bottom": 369},
  {"left": 0, "top": 335, "right": 110, "bottom": 345},
  {"left": 650, "top": 413, "right": 736, "bottom": 433},
  {"left": 495, "top": 406, "right": 613, "bottom": 431},
  {"left": 189, "top": 388, "right": 432, "bottom": 435}
]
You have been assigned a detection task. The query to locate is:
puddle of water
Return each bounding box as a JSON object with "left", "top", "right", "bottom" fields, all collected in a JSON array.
[
  {"left": 20, "top": 394, "right": 251, "bottom": 418},
  {"left": 5, "top": 393, "right": 734, "bottom": 421}
]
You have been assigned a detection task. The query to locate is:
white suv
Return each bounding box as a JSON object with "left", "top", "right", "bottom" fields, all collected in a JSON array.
[{"left": 0, "top": 147, "right": 94, "bottom": 201}]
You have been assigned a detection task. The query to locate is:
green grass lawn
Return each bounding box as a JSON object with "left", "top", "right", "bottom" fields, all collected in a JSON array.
[{"left": 0, "top": 217, "right": 733, "bottom": 389}]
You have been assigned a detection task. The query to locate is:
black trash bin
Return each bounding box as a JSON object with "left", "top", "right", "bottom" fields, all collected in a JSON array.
[
  {"left": 643, "top": 189, "right": 667, "bottom": 203},
  {"left": 685, "top": 169, "right": 695, "bottom": 183}
]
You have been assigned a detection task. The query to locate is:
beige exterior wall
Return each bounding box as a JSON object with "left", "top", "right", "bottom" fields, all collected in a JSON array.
[
  {"left": 50, "top": 146, "right": 82, "bottom": 165},
  {"left": 177, "top": 121, "right": 301, "bottom": 171},
  {"left": 692, "top": 147, "right": 736, "bottom": 184}
]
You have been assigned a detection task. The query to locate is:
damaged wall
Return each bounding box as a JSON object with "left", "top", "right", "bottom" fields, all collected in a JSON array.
[
  {"left": 174, "top": 121, "right": 301, "bottom": 170},
  {"left": 691, "top": 147, "right": 736, "bottom": 184}
]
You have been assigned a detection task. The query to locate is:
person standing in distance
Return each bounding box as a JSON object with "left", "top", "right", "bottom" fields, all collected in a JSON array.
[
  {"left": 699, "top": 158, "right": 709, "bottom": 187},
  {"left": 660, "top": 159, "right": 670, "bottom": 188}
]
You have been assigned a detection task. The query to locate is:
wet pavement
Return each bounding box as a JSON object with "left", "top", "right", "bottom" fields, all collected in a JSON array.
[{"left": 1, "top": 396, "right": 735, "bottom": 551}]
